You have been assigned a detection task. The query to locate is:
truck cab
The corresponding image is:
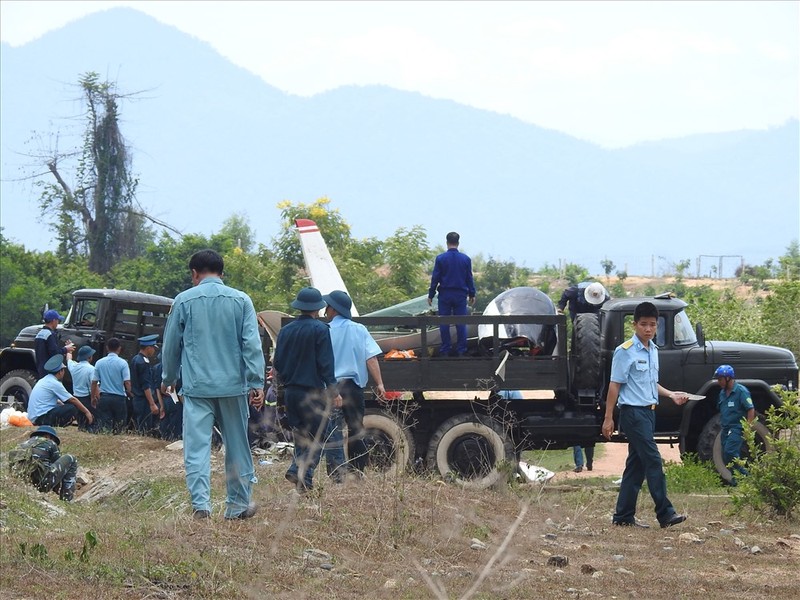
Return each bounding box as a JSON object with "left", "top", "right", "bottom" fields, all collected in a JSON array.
[{"left": 0, "top": 289, "right": 173, "bottom": 409}]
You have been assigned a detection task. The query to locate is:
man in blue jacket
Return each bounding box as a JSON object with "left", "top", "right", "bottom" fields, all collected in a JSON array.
[
  {"left": 161, "top": 249, "right": 265, "bottom": 520},
  {"left": 427, "top": 232, "right": 476, "bottom": 356}
]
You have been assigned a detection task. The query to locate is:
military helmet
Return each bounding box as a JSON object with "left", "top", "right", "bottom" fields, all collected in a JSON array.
[
  {"left": 30, "top": 425, "right": 61, "bottom": 446},
  {"left": 714, "top": 364, "right": 735, "bottom": 379}
]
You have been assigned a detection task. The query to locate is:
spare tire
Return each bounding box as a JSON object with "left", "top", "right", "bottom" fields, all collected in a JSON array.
[
  {"left": 711, "top": 419, "right": 773, "bottom": 484},
  {"left": 572, "top": 313, "right": 601, "bottom": 391}
]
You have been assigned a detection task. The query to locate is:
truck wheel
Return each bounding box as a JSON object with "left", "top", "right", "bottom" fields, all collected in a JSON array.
[
  {"left": 362, "top": 410, "right": 415, "bottom": 475},
  {"left": 427, "top": 414, "right": 515, "bottom": 490},
  {"left": 711, "top": 419, "right": 773, "bottom": 484},
  {"left": 0, "top": 370, "right": 37, "bottom": 411},
  {"left": 696, "top": 414, "right": 720, "bottom": 462},
  {"left": 572, "top": 313, "right": 601, "bottom": 390}
]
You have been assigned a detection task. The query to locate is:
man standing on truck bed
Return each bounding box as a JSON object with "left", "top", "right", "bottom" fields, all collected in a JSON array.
[
  {"left": 161, "top": 249, "right": 265, "bottom": 520},
  {"left": 602, "top": 301, "right": 689, "bottom": 529},
  {"left": 427, "top": 232, "right": 476, "bottom": 357},
  {"left": 35, "top": 309, "right": 75, "bottom": 379}
]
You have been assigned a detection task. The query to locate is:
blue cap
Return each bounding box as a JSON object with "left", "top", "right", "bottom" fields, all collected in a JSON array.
[
  {"left": 30, "top": 425, "right": 60, "bottom": 446},
  {"left": 77, "top": 346, "right": 96, "bottom": 361},
  {"left": 44, "top": 355, "right": 66, "bottom": 373},
  {"left": 290, "top": 287, "right": 325, "bottom": 312},
  {"left": 138, "top": 334, "right": 159, "bottom": 346},
  {"left": 43, "top": 309, "right": 65, "bottom": 323},
  {"left": 322, "top": 290, "right": 352, "bottom": 319}
]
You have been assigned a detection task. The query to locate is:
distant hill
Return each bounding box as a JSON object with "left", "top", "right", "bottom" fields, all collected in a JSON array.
[{"left": 1, "top": 7, "right": 797, "bottom": 276}]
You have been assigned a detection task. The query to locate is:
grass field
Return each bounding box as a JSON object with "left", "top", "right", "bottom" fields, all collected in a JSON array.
[{"left": 1, "top": 427, "right": 799, "bottom": 600}]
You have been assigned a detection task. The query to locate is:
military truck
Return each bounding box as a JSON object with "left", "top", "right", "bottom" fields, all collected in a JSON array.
[
  {"left": 0, "top": 289, "right": 173, "bottom": 409},
  {"left": 350, "top": 294, "right": 797, "bottom": 488}
]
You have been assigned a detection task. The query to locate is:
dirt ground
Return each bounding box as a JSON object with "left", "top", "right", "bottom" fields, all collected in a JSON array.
[{"left": 555, "top": 442, "right": 683, "bottom": 480}]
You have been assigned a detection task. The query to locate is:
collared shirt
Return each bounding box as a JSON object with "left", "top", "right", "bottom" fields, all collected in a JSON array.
[
  {"left": 610, "top": 334, "right": 659, "bottom": 407},
  {"left": 718, "top": 382, "right": 754, "bottom": 428},
  {"left": 130, "top": 353, "right": 154, "bottom": 398},
  {"left": 35, "top": 326, "right": 66, "bottom": 378},
  {"left": 92, "top": 352, "right": 131, "bottom": 396},
  {"left": 428, "top": 248, "right": 476, "bottom": 299},
  {"left": 67, "top": 359, "right": 95, "bottom": 397},
  {"left": 27, "top": 374, "right": 73, "bottom": 422},
  {"left": 161, "top": 276, "right": 265, "bottom": 397},
  {"left": 273, "top": 315, "right": 336, "bottom": 389},
  {"left": 328, "top": 315, "right": 382, "bottom": 387}
]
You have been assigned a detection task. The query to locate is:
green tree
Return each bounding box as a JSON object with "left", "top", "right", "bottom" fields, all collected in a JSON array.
[
  {"left": 213, "top": 212, "right": 256, "bottom": 254},
  {"left": 383, "top": 225, "right": 432, "bottom": 296},
  {"left": 761, "top": 280, "right": 800, "bottom": 360},
  {"left": 474, "top": 257, "right": 532, "bottom": 312},
  {"left": 563, "top": 263, "right": 589, "bottom": 285},
  {"left": 778, "top": 240, "right": 800, "bottom": 280},
  {"left": 600, "top": 258, "right": 616, "bottom": 280}
]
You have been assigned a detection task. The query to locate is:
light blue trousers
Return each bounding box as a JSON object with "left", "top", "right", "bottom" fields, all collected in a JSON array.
[{"left": 183, "top": 394, "right": 254, "bottom": 518}]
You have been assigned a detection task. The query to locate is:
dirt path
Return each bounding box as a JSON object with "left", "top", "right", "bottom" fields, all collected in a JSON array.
[{"left": 553, "top": 441, "right": 682, "bottom": 481}]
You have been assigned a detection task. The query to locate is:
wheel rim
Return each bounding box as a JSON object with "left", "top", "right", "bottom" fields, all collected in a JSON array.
[
  {"left": 4, "top": 384, "right": 30, "bottom": 408},
  {"left": 446, "top": 434, "right": 497, "bottom": 479},
  {"left": 363, "top": 429, "right": 397, "bottom": 471}
]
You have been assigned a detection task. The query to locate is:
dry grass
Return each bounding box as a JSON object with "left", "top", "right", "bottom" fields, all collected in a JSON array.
[{"left": 1, "top": 428, "right": 799, "bottom": 600}]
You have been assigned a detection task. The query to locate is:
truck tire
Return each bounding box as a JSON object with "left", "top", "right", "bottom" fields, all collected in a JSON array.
[
  {"left": 362, "top": 410, "right": 415, "bottom": 475},
  {"left": 711, "top": 419, "right": 772, "bottom": 484},
  {"left": 427, "top": 414, "right": 515, "bottom": 490},
  {"left": 572, "top": 313, "right": 601, "bottom": 390},
  {"left": 696, "top": 414, "right": 721, "bottom": 462},
  {"left": 0, "top": 369, "right": 38, "bottom": 411}
]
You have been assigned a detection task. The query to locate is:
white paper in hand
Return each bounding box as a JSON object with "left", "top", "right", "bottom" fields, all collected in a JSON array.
[{"left": 170, "top": 391, "right": 180, "bottom": 404}]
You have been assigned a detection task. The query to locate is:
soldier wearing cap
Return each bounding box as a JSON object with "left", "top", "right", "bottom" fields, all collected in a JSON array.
[
  {"left": 67, "top": 345, "right": 98, "bottom": 432},
  {"left": 9, "top": 425, "right": 80, "bottom": 501},
  {"left": 161, "top": 249, "right": 265, "bottom": 520},
  {"left": 130, "top": 334, "right": 160, "bottom": 435},
  {"left": 321, "top": 289, "right": 386, "bottom": 481},
  {"left": 556, "top": 281, "right": 610, "bottom": 323},
  {"left": 27, "top": 355, "right": 94, "bottom": 428},
  {"left": 35, "top": 308, "right": 75, "bottom": 379},
  {"left": 272, "top": 287, "right": 340, "bottom": 493},
  {"left": 92, "top": 338, "right": 132, "bottom": 434}
]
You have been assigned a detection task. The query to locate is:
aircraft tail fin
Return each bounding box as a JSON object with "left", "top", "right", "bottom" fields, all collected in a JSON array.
[{"left": 294, "top": 219, "right": 359, "bottom": 316}]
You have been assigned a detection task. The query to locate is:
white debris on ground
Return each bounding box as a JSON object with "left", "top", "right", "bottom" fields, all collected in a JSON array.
[{"left": 518, "top": 461, "right": 555, "bottom": 483}]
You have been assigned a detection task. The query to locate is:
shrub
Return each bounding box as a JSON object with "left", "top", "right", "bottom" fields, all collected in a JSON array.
[
  {"left": 731, "top": 389, "right": 800, "bottom": 518},
  {"left": 663, "top": 453, "right": 722, "bottom": 493}
]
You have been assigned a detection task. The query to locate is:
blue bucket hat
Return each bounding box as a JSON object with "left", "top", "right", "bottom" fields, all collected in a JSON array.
[
  {"left": 44, "top": 355, "right": 66, "bottom": 374},
  {"left": 30, "top": 425, "right": 61, "bottom": 446},
  {"left": 290, "top": 287, "right": 326, "bottom": 312},
  {"left": 76, "top": 346, "right": 96, "bottom": 361},
  {"left": 322, "top": 290, "right": 352, "bottom": 320},
  {"left": 43, "top": 309, "right": 65, "bottom": 323}
]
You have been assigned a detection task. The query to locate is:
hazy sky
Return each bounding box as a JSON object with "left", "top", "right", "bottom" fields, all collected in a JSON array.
[{"left": 1, "top": 0, "right": 797, "bottom": 148}]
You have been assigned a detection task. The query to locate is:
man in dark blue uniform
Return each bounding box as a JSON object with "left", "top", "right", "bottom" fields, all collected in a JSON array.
[
  {"left": 602, "top": 301, "right": 689, "bottom": 529},
  {"left": 34, "top": 309, "right": 74, "bottom": 378},
  {"left": 129, "top": 334, "right": 160, "bottom": 435},
  {"left": 557, "top": 281, "right": 609, "bottom": 323},
  {"left": 427, "top": 232, "right": 476, "bottom": 356},
  {"left": 272, "top": 287, "right": 340, "bottom": 493},
  {"left": 715, "top": 364, "right": 755, "bottom": 485}
]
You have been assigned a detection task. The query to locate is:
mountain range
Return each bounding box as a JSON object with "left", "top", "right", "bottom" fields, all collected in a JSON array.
[{"left": 1, "top": 7, "right": 797, "bottom": 277}]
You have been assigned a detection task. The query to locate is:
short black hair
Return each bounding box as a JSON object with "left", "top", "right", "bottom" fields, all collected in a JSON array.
[
  {"left": 446, "top": 232, "right": 460, "bottom": 245},
  {"left": 189, "top": 249, "right": 224, "bottom": 275},
  {"left": 634, "top": 301, "right": 659, "bottom": 321},
  {"left": 107, "top": 337, "right": 121, "bottom": 352}
]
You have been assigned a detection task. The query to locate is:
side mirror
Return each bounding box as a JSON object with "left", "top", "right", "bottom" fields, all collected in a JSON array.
[{"left": 695, "top": 323, "right": 705, "bottom": 348}]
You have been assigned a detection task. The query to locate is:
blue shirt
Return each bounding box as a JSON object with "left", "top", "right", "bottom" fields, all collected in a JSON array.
[
  {"left": 92, "top": 352, "right": 131, "bottom": 396},
  {"left": 328, "top": 315, "right": 382, "bottom": 387},
  {"left": 273, "top": 315, "right": 336, "bottom": 389},
  {"left": 428, "top": 248, "right": 476, "bottom": 300},
  {"left": 161, "top": 276, "right": 265, "bottom": 397},
  {"left": 610, "top": 334, "right": 659, "bottom": 407},
  {"left": 35, "top": 327, "right": 67, "bottom": 378},
  {"left": 130, "top": 353, "right": 154, "bottom": 398},
  {"left": 67, "top": 359, "right": 95, "bottom": 397},
  {"left": 718, "top": 382, "right": 754, "bottom": 428},
  {"left": 27, "top": 374, "right": 73, "bottom": 422}
]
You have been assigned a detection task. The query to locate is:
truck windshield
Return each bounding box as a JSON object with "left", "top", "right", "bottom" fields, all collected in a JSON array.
[{"left": 673, "top": 310, "right": 697, "bottom": 346}]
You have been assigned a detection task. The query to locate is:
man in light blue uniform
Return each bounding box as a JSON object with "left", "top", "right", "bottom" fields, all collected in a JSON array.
[
  {"left": 28, "top": 355, "right": 94, "bottom": 427},
  {"left": 602, "top": 302, "right": 689, "bottom": 529},
  {"left": 321, "top": 290, "right": 386, "bottom": 480},
  {"left": 92, "top": 338, "right": 131, "bottom": 434},
  {"left": 67, "top": 345, "right": 97, "bottom": 431},
  {"left": 161, "top": 249, "right": 265, "bottom": 520}
]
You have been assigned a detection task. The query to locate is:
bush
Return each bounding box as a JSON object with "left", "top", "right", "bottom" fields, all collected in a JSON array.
[
  {"left": 663, "top": 453, "right": 722, "bottom": 493},
  {"left": 731, "top": 389, "right": 800, "bottom": 518}
]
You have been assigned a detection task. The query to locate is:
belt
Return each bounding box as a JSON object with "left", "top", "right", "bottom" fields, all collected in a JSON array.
[{"left": 620, "top": 404, "right": 657, "bottom": 410}]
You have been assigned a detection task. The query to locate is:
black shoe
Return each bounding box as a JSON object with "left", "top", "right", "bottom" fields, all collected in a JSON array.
[
  {"left": 573, "top": 466, "right": 583, "bottom": 473},
  {"left": 660, "top": 514, "right": 687, "bottom": 528},
  {"left": 613, "top": 519, "right": 650, "bottom": 529},
  {"left": 285, "top": 471, "right": 299, "bottom": 485},
  {"left": 193, "top": 509, "right": 211, "bottom": 520},
  {"left": 225, "top": 502, "right": 258, "bottom": 520},
  {"left": 586, "top": 463, "right": 593, "bottom": 471}
]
